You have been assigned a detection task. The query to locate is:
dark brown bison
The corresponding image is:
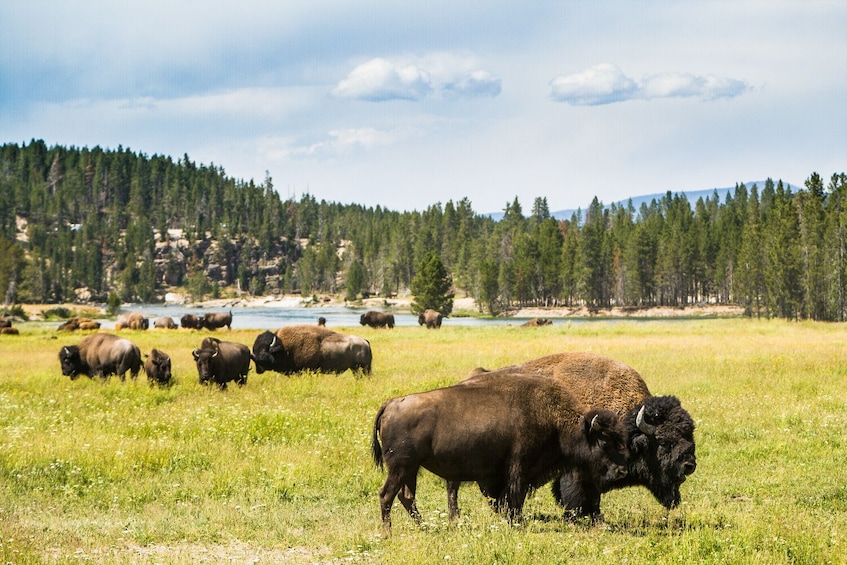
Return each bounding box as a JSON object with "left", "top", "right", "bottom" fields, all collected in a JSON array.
[
  {"left": 144, "top": 348, "right": 173, "bottom": 387},
  {"left": 192, "top": 337, "right": 250, "bottom": 389},
  {"left": 201, "top": 311, "right": 232, "bottom": 330},
  {"left": 360, "top": 310, "right": 395, "bottom": 329},
  {"left": 0, "top": 317, "right": 11, "bottom": 328},
  {"left": 58, "top": 333, "right": 142, "bottom": 381},
  {"left": 466, "top": 352, "right": 696, "bottom": 521},
  {"left": 417, "top": 309, "right": 443, "bottom": 329},
  {"left": 251, "top": 325, "right": 372, "bottom": 375},
  {"left": 521, "top": 317, "right": 552, "bottom": 327},
  {"left": 317, "top": 316, "right": 327, "bottom": 327},
  {"left": 180, "top": 313, "right": 203, "bottom": 330},
  {"left": 0, "top": 327, "right": 19, "bottom": 335},
  {"left": 153, "top": 316, "right": 178, "bottom": 329},
  {"left": 372, "top": 374, "right": 628, "bottom": 536}
]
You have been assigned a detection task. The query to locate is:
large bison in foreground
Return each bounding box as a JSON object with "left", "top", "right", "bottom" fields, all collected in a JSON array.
[
  {"left": 371, "top": 374, "right": 628, "bottom": 536},
  {"left": 360, "top": 311, "right": 395, "bottom": 329},
  {"left": 417, "top": 309, "right": 443, "bottom": 329},
  {"left": 192, "top": 337, "right": 250, "bottom": 389},
  {"left": 58, "top": 333, "right": 142, "bottom": 381},
  {"left": 251, "top": 325, "right": 372, "bottom": 375},
  {"left": 465, "top": 352, "right": 696, "bottom": 521}
]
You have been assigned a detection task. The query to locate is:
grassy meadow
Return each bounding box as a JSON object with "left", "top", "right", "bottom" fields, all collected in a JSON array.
[{"left": 0, "top": 318, "right": 845, "bottom": 563}]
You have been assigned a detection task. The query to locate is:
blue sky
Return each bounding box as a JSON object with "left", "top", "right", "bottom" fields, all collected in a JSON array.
[{"left": 2, "top": 1, "right": 844, "bottom": 214}]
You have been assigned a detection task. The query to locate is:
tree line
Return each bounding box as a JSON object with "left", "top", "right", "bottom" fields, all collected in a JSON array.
[{"left": 1, "top": 140, "right": 845, "bottom": 320}]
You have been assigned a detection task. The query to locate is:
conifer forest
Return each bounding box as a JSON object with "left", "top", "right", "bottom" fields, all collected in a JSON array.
[{"left": 1, "top": 140, "right": 846, "bottom": 321}]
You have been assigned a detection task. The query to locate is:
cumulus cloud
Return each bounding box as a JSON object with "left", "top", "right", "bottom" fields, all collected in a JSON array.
[
  {"left": 333, "top": 56, "right": 501, "bottom": 102},
  {"left": 332, "top": 58, "right": 431, "bottom": 101},
  {"left": 442, "top": 70, "right": 502, "bottom": 99},
  {"left": 550, "top": 64, "right": 749, "bottom": 105}
]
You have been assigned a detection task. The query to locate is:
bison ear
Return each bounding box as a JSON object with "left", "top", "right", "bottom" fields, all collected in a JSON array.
[{"left": 192, "top": 349, "right": 200, "bottom": 361}]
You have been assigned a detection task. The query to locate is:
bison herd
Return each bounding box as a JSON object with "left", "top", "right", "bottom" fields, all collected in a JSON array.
[{"left": 49, "top": 308, "right": 696, "bottom": 536}]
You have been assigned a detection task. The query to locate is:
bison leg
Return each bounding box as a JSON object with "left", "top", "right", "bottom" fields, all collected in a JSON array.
[
  {"left": 552, "top": 472, "right": 603, "bottom": 522},
  {"left": 446, "top": 480, "right": 462, "bottom": 520},
  {"left": 379, "top": 467, "right": 421, "bottom": 536}
]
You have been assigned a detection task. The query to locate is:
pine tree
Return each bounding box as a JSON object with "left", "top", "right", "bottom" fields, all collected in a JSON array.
[{"left": 410, "top": 251, "right": 454, "bottom": 316}]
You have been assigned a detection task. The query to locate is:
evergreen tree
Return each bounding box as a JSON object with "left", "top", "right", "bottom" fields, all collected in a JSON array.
[{"left": 410, "top": 251, "right": 454, "bottom": 316}]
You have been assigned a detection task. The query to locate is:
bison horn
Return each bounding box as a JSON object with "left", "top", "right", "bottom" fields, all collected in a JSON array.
[
  {"left": 270, "top": 335, "right": 278, "bottom": 348},
  {"left": 590, "top": 414, "right": 600, "bottom": 432},
  {"left": 211, "top": 348, "right": 219, "bottom": 358},
  {"left": 636, "top": 405, "right": 656, "bottom": 435}
]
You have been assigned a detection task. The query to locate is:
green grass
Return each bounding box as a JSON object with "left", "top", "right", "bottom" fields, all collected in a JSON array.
[{"left": 0, "top": 320, "right": 845, "bottom": 563}]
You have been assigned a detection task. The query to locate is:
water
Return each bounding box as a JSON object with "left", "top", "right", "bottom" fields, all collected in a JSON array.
[{"left": 99, "top": 305, "right": 553, "bottom": 330}]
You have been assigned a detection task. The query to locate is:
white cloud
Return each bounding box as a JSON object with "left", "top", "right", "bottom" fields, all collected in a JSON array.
[
  {"left": 332, "top": 58, "right": 432, "bottom": 101},
  {"left": 550, "top": 64, "right": 638, "bottom": 106},
  {"left": 442, "top": 70, "right": 501, "bottom": 99},
  {"left": 550, "top": 64, "right": 748, "bottom": 105},
  {"left": 333, "top": 55, "right": 501, "bottom": 102}
]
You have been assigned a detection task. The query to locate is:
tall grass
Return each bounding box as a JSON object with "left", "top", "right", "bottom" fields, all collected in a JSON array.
[{"left": 0, "top": 320, "right": 845, "bottom": 563}]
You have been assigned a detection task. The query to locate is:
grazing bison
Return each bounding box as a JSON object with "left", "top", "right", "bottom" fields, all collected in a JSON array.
[
  {"left": 192, "top": 337, "right": 250, "bottom": 389},
  {"left": 78, "top": 321, "right": 101, "bottom": 330},
  {"left": 126, "top": 312, "right": 149, "bottom": 330},
  {"left": 417, "top": 309, "right": 443, "bottom": 329},
  {"left": 153, "top": 316, "right": 178, "bottom": 329},
  {"left": 372, "top": 374, "right": 628, "bottom": 536},
  {"left": 317, "top": 316, "right": 327, "bottom": 327},
  {"left": 144, "top": 348, "right": 173, "bottom": 387},
  {"left": 58, "top": 333, "right": 142, "bottom": 381},
  {"left": 180, "top": 313, "right": 204, "bottom": 330},
  {"left": 466, "top": 352, "right": 696, "bottom": 521},
  {"left": 360, "top": 310, "right": 395, "bottom": 329},
  {"left": 0, "top": 327, "right": 19, "bottom": 335},
  {"left": 201, "top": 311, "right": 233, "bottom": 330},
  {"left": 521, "top": 317, "right": 552, "bottom": 327},
  {"left": 251, "top": 325, "right": 372, "bottom": 375}
]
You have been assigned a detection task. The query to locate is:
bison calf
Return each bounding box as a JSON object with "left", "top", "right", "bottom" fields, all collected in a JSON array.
[
  {"left": 371, "top": 374, "right": 628, "bottom": 536},
  {"left": 193, "top": 337, "right": 250, "bottom": 389},
  {"left": 144, "top": 348, "right": 173, "bottom": 387}
]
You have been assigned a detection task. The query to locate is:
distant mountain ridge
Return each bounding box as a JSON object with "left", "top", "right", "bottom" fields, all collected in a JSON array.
[{"left": 487, "top": 181, "right": 801, "bottom": 221}]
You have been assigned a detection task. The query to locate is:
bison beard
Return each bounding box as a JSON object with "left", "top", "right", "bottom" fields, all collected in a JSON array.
[{"left": 371, "top": 376, "right": 628, "bottom": 536}]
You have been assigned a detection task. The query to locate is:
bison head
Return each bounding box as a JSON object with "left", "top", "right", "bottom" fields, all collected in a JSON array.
[
  {"left": 625, "top": 395, "right": 696, "bottom": 509},
  {"left": 192, "top": 346, "right": 219, "bottom": 384},
  {"left": 58, "top": 345, "right": 83, "bottom": 379},
  {"left": 580, "top": 409, "right": 629, "bottom": 490},
  {"left": 250, "top": 331, "right": 285, "bottom": 374},
  {"left": 146, "top": 349, "right": 172, "bottom": 386}
]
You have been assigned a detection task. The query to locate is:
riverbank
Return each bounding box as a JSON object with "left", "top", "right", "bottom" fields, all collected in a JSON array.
[{"left": 13, "top": 295, "right": 745, "bottom": 321}]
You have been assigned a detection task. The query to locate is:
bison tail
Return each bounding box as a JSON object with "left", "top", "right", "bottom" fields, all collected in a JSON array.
[{"left": 371, "top": 402, "right": 387, "bottom": 469}]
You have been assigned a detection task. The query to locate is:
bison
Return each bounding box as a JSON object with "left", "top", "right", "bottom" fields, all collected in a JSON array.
[
  {"left": 372, "top": 374, "right": 628, "bottom": 536},
  {"left": 78, "top": 321, "right": 101, "bottom": 330},
  {"left": 57, "top": 317, "right": 97, "bottom": 331},
  {"left": 144, "top": 348, "right": 173, "bottom": 387},
  {"left": 201, "top": 311, "right": 233, "bottom": 331},
  {"left": 465, "top": 352, "right": 696, "bottom": 522},
  {"left": 192, "top": 337, "right": 250, "bottom": 389},
  {"left": 58, "top": 333, "right": 142, "bottom": 381},
  {"left": 0, "top": 317, "right": 11, "bottom": 328},
  {"left": 317, "top": 316, "right": 327, "bottom": 327},
  {"left": 521, "top": 317, "right": 552, "bottom": 327},
  {"left": 126, "top": 312, "right": 149, "bottom": 330},
  {"left": 417, "top": 309, "right": 443, "bottom": 329},
  {"left": 360, "top": 310, "right": 395, "bottom": 329},
  {"left": 180, "top": 313, "right": 203, "bottom": 330},
  {"left": 0, "top": 327, "right": 19, "bottom": 335},
  {"left": 153, "top": 316, "right": 178, "bottom": 329},
  {"left": 251, "top": 325, "right": 372, "bottom": 375}
]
